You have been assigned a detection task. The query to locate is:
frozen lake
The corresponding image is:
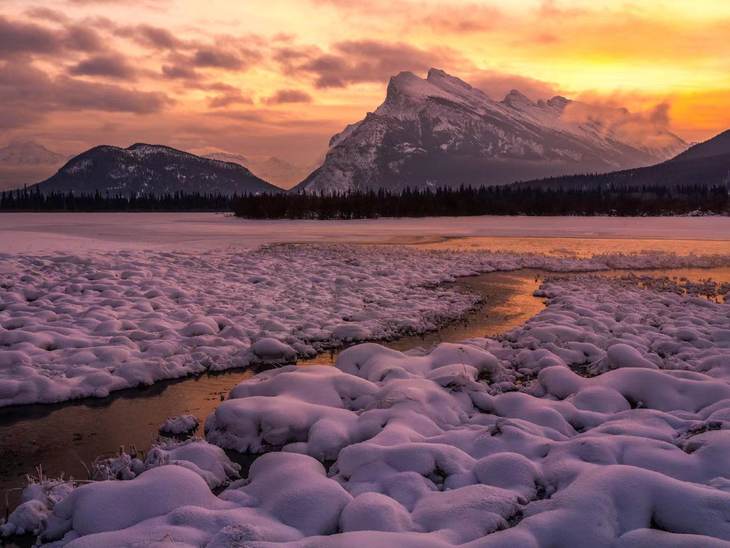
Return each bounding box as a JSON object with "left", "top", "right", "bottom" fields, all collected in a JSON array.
[{"left": 0, "top": 212, "right": 728, "bottom": 253}]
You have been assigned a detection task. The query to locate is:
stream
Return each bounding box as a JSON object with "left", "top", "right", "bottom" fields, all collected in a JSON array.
[{"left": 1, "top": 265, "right": 728, "bottom": 519}]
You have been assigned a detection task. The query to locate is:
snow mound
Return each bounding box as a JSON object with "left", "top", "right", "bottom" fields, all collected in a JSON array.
[
  {"left": 2, "top": 244, "right": 728, "bottom": 407},
  {"left": 9, "top": 274, "right": 730, "bottom": 546},
  {"left": 90, "top": 438, "right": 240, "bottom": 489},
  {"left": 159, "top": 414, "right": 200, "bottom": 436}
]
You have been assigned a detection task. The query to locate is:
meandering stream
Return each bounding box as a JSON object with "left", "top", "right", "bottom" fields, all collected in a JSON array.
[{"left": 1, "top": 264, "right": 728, "bottom": 519}]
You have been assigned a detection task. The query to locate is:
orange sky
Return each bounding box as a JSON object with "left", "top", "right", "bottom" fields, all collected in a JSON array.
[{"left": 2, "top": 0, "right": 730, "bottom": 180}]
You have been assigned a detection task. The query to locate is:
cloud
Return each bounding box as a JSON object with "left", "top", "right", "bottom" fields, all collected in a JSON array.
[
  {"left": 116, "top": 24, "right": 181, "bottom": 49},
  {"left": 279, "top": 40, "right": 461, "bottom": 88},
  {"left": 193, "top": 47, "right": 250, "bottom": 69},
  {"left": 158, "top": 44, "right": 264, "bottom": 77},
  {"left": 24, "top": 7, "right": 70, "bottom": 24},
  {"left": 264, "top": 89, "right": 312, "bottom": 104},
  {"left": 193, "top": 48, "right": 240, "bottom": 69},
  {"left": 208, "top": 90, "right": 253, "bottom": 108},
  {"left": 419, "top": 4, "right": 503, "bottom": 33},
  {"left": 562, "top": 98, "right": 683, "bottom": 150},
  {"left": 311, "top": 0, "right": 503, "bottom": 34},
  {"left": 0, "top": 61, "right": 172, "bottom": 123},
  {"left": 0, "top": 15, "right": 104, "bottom": 57},
  {"left": 471, "top": 70, "right": 559, "bottom": 101},
  {"left": 69, "top": 53, "right": 138, "bottom": 80},
  {"left": 0, "top": 16, "right": 62, "bottom": 55},
  {"left": 161, "top": 63, "right": 200, "bottom": 81},
  {"left": 67, "top": 0, "right": 169, "bottom": 5}
]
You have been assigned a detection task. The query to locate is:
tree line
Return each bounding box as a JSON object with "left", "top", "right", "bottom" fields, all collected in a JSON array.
[
  {"left": 1, "top": 184, "right": 727, "bottom": 217},
  {"left": 232, "top": 185, "right": 728, "bottom": 218},
  {"left": 0, "top": 188, "right": 235, "bottom": 212}
]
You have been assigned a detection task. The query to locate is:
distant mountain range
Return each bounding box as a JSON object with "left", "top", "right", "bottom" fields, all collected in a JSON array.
[
  {"left": 13, "top": 69, "right": 730, "bottom": 198},
  {"left": 516, "top": 129, "right": 730, "bottom": 190},
  {"left": 36, "top": 144, "right": 280, "bottom": 195},
  {"left": 0, "top": 141, "right": 68, "bottom": 191},
  {"left": 203, "top": 152, "right": 312, "bottom": 188},
  {"left": 0, "top": 141, "right": 66, "bottom": 165},
  {"left": 294, "top": 68, "right": 686, "bottom": 193}
]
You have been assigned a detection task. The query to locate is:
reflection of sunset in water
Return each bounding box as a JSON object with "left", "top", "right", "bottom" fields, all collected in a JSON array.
[{"left": 416, "top": 236, "right": 730, "bottom": 258}]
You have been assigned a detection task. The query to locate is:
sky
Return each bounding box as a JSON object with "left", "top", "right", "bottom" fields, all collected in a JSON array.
[{"left": 1, "top": 0, "right": 730, "bottom": 185}]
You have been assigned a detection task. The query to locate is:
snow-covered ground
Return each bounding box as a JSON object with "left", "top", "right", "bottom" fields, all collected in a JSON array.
[
  {"left": 2, "top": 214, "right": 730, "bottom": 545},
  {"left": 2, "top": 244, "right": 728, "bottom": 407},
  {"left": 5, "top": 271, "right": 730, "bottom": 546}
]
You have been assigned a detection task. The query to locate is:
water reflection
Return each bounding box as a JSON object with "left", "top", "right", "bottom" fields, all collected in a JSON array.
[
  {"left": 0, "top": 269, "right": 542, "bottom": 509},
  {"left": 417, "top": 236, "right": 730, "bottom": 258}
]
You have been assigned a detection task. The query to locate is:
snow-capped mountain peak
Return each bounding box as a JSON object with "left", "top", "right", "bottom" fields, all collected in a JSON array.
[
  {"left": 546, "top": 95, "right": 571, "bottom": 110},
  {"left": 0, "top": 141, "right": 66, "bottom": 165},
  {"left": 295, "top": 69, "right": 687, "bottom": 194},
  {"left": 502, "top": 89, "right": 534, "bottom": 109},
  {"left": 377, "top": 68, "right": 490, "bottom": 120}
]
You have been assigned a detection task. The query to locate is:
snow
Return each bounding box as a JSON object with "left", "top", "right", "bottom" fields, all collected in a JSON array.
[
  {"left": 2, "top": 241, "right": 728, "bottom": 407},
  {"left": 300, "top": 69, "right": 686, "bottom": 193},
  {"left": 1, "top": 437, "right": 239, "bottom": 539},
  {"left": 5, "top": 266, "right": 730, "bottom": 546},
  {"left": 90, "top": 438, "right": 240, "bottom": 489},
  {"left": 0, "top": 477, "right": 74, "bottom": 537},
  {"left": 2, "top": 215, "right": 730, "bottom": 544},
  {"left": 159, "top": 414, "right": 200, "bottom": 436}
]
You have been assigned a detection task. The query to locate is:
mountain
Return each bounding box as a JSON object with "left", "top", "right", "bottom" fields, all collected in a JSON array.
[
  {"left": 515, "top": 129, "right": 730, "bottom": 190},
  {"left": 0, "top": 141, "right": 66, "bottom": 165},
  {"left": 203, "top": 152, "right": 310, "bottom": 188},
  {"left": 0, "top": 141, "right": 68, "bottom": 191},
  {"left": 203, "top": 151, "right": 251, "bottom": 166},
  {"left": 35, "top": 143, "right": 281, "bottom": 195},
  {"left": 294, "top": 68, "right": 686, "bottom": 193},
  {"left": 247, "top": 157, "right": 311, "bottom": 189},
  {"left": 667, "top": 129, "right": 730, "bottom": 163}
]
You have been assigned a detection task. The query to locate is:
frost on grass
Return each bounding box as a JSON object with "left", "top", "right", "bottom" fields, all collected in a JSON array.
[
  {"left": 15, "top": 275, "right": 730, "bottom": 547},
  {"left": 1, "top": 244, "right": 728, "bottom": 407},
  {"left": 1, "top": 438, "right": 239, "bottom": 539},
  {"left": 159, "top": 414, "right": 200, "bottom": 436}
]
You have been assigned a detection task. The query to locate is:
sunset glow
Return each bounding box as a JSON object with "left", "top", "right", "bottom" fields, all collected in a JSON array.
[{"left": 3, "top": 0, "right": 730, "bottom": 180}]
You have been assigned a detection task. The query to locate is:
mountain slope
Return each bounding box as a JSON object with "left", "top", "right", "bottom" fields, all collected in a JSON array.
[
  {"left": 295, "top": 69, "right": 685, "bottom": 193},
  {"left": 515, "top": 129, "right": 730, "bottom": 190},
  {"left": 667, "top": 129, "right": 730, "bottom": 163},
  {"left": 35, "top": 143, "right": 280, "bottom": 195}
]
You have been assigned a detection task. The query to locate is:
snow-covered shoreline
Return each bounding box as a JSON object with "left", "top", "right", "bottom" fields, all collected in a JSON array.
[
  {"left": 2, "top": 244, "right": 729, "bottom": 408},
  {"left": 4, "top": 270, "right": 730, "bottom": 546}
]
